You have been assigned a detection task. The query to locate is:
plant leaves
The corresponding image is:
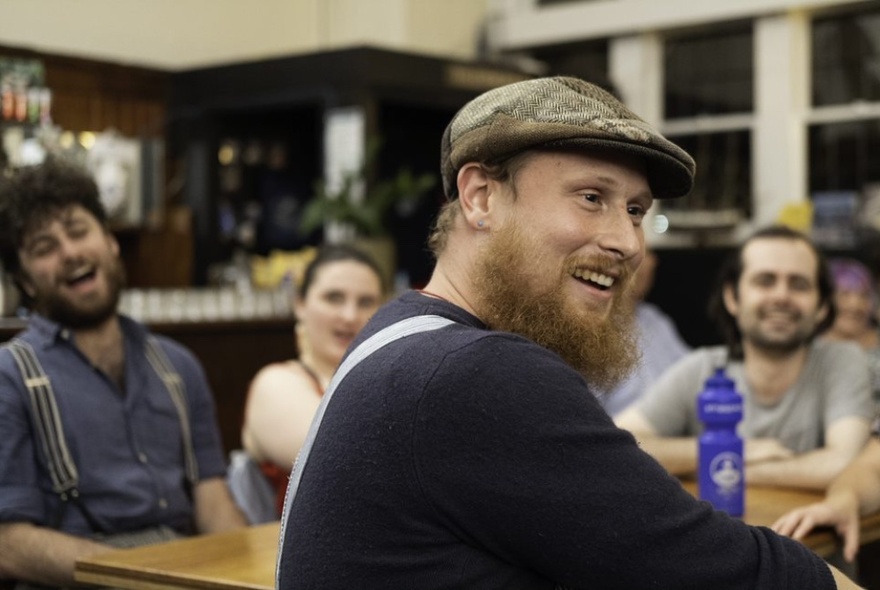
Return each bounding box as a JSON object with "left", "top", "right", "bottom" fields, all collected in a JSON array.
[{"left": 299, "top": 137, "right": 437, "bottom": 237}]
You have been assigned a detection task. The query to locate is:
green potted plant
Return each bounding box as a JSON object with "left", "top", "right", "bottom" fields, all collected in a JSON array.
[
  {"left": 299, "top": 138, "right": 436, "bottom": 286},
  {"left": 300, "top": 138, "right": 435, "bottom": 238}
]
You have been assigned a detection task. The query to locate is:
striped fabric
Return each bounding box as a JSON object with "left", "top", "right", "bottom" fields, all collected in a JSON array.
[
  {"left": 144, "top": 337, "right": 199, "bottom": 486},
  {"left": 5, "top": 341, "right": 79, "bottom": 499}
]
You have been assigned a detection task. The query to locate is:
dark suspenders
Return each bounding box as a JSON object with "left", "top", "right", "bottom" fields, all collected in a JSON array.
[
  {"left": 3, "top": 336, "right": 199, "bottom": 532},
  {"left": 144, "top": 337, "right": 199, "bottom": 487},
  {"left": 5, "top": 340, "right": 79, "bottom": 501},
  {"left": 277, "top": 314, "right": 457, "bottom": 585}
]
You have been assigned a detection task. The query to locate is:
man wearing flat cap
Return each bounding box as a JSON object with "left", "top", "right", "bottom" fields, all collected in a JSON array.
[{"left": 276, "top": 77, "right": 859, "bottom": 589}]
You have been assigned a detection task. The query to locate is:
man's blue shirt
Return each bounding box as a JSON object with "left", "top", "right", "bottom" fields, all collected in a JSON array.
[{"left": 0, "top": 314, "right": 227, "bottom": 536}]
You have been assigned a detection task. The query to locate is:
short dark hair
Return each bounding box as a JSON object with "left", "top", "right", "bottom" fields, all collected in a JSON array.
[
  {"left": 0, "top": 158, "right": 107, "bottom": 278},
  {"left": 298, "top": 243, "right": 386, "bottom": 299},
  {"left": 707, "top": 225, "right": 836, "bottom": 360}
]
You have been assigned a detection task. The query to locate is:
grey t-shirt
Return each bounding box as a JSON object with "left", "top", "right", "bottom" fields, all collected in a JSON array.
[{"left": 636, "top": 339, "right": 873, "bottom": 453}]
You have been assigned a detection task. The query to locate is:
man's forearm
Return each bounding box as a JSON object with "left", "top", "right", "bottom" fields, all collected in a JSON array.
[
  {"left": 827, "top": 439, "right": 880, "bottom": 516},
  {"left": 193, "top": 478, "right": 248, "bottom": 533},
  {"left": 830, "top": 562, "right": 865, "bottom": 589},
  {"left": 747, "top": 449, "right": 853, "bottom": 491},
  {"left": 0, "top": 522, "right": 109, "bottom": 587},
  {"left": 633, "top": 436, "right": 698, "bottom": 476}
]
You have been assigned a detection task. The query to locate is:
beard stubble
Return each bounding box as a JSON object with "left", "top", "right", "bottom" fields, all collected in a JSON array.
[{"left": 33, "top": 256, "right": 126, "bottom": 330}]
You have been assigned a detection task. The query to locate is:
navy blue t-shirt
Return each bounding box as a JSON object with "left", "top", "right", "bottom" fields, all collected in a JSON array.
[{"left": 278, "top": 291, "right": 834, "bottom": 589}]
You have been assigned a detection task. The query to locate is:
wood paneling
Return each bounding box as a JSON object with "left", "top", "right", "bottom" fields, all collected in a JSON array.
[{"left": 0, "top": 44, "right": 168, "bottom": 137}]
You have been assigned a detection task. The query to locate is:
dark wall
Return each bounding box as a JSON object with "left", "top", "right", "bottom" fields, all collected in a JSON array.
[
  {"left": 647, "top": 247, "right": 733, "bottom": 348},
  {"left": 167, "top": 46, "right": 532, "bottom": 285},
  {"left": 377, "top": 101, "right": 457, "bottom": 288}
]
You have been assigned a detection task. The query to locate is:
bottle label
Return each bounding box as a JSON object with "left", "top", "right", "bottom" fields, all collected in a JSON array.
[
  {"left": 702, "top": 402, "right": 742, "bottom": 415},
  {"left": 709, "top": 451, "right": 743, "bottom": 494},
  {"left": 699, "top": 441, "right": 745, "bottom": 517}
]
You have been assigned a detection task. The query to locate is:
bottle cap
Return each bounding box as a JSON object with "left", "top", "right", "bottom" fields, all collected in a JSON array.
[{"left": 706, "top": 366, "right": 734, "bottom": 389}]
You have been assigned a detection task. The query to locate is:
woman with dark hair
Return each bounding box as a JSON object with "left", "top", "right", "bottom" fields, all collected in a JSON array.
[{"left": 240, "top": 244, "right": 385, "bottom": 516}]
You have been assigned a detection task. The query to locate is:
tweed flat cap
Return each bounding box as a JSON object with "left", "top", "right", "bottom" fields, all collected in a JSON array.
[{"left": 440, "top": 76, "right": 695, "bottom": 199}]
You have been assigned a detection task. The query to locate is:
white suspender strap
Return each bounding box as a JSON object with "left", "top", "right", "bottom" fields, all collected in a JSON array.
[
  {"left": 145, "top": 336, "right": 199, "bottom": 486},
  {"left": 4, "top": 340, "right": 79, "bottom": 498},
  {"left": 277, "top": 314, "right": 456, "bottom": 581}
]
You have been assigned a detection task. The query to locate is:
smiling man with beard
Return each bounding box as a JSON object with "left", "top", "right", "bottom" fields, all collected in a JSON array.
[
  {"left": 0, "top": 159, "right": 246, "bottom": 589},
  {"left": 617, "top": 226, "right": 873, "bottom": 491},
  {"left": 276, "top": 77, "right": 860, "bottom": 589},
  {"left": 471, "top": 185, "right": 639, "bottom": 390}
]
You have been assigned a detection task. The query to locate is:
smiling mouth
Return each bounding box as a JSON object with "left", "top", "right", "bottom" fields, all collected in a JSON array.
[
  {"left": 760, "top": 309, "right": 799, "bottom": 321},
  {"left": 572, "top": 268, "right": 615, "bottom": 290},
  {"left": 64, "top": 267, "right": 97, "bottom": 288},
  {"left": 759, "top": 314, "right": 803, "bottom": 330}
]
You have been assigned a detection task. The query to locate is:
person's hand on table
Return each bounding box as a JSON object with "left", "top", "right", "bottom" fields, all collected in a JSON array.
[
  {"left": 771, "top": 491, "right": 861, "bottom": 562},
  {"left": 745, "top": 438, "right": 794, "bottom": 464}
]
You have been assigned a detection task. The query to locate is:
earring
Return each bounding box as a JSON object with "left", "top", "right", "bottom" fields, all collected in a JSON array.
[{"left": 477, "top": 220, "right": 485, "bottom": 228}]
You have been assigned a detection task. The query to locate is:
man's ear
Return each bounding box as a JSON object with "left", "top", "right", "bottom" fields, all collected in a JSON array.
[
  {"left": 17, "top": 272, "right": 35, "bottom": 299},
  {"left": 815, "top": 300, "right": 830, "bottom": 327},
  {"left": 292, "top": 296, "right": 305, "bottom": 322},
  {"left": 457, "top": 163, "right": 493, "bottom": 231},
  {"left": 106, "top": 230, "right": 120, "bottom": 258},
  {"left": 722, "top": 283, "right": 739, "bottom": 317}
]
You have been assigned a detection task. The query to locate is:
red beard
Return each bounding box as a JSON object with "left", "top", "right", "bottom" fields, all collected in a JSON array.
[{"left": 472, "top": 218, "right": 640, "bottom": 390}]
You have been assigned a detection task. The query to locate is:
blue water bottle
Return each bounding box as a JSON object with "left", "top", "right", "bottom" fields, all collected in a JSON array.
[{"left": 697, "top": 367, "right": 744, "bottom": 517}]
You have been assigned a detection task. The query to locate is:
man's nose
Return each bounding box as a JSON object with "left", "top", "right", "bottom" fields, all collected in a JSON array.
[
  {"left": 596, "top": 208, "right": 641, "bottom": 260},
  {"left": 57, "top": 236, "right": 82, "bottom": 260},
  {"left": 769, "top": 282, "right": 794, "bottom": 301}
]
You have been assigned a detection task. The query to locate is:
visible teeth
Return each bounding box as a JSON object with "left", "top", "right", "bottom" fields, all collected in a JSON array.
[
  {"left": 573, "top": 269, "right": 615, "bottom": 287},
  {"left": 68, "top": 269, "right": 90, "bottom": 281},
  {"left": 592, "top": 272, "right": 614, "bottom": 287},
  {"left": 765, "top": 312, "right": 795, "bottom": 321}
]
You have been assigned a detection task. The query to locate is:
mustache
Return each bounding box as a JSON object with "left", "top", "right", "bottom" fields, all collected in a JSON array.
[
  {"left": 565, "top": 255, "right": 635, "bottom": 283},
  {"left": 59, "top": 256, "right": 91, "bottom": 272},
  {"left": 757, "top": 304, "right": 802, "bottom": 318}
]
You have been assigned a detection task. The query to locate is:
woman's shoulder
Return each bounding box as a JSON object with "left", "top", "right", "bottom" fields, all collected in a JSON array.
[
  {"left": 254, "top": 359, "right": 300, "bottom": 377},
  {"left": 249, "top": 361, "right": 320, "bottom": 398}
]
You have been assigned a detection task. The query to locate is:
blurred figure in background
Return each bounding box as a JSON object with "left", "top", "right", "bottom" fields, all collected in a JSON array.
[
  {"left": 239, "top": 244, "right": 384, "bottom": 517},
  {"left": 599, "top": 248, "right": 689, "bottom": 416},
  {"left": 0, "top": 159, "right": 246, "bottom": 589},
  {"left": 616, "top": 226, "right": 873, "bottom": 490},
  {"left": 821, "top": 258, "right": 880, "bottom": 431}
]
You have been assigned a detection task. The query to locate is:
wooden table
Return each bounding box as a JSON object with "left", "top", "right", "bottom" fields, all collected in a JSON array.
[
  {"left": 74, "top": 485, "right": 880, "bottom": 589},
  {"left": 75, "top": 522, "right": 280, "bottom": 590},
  {"left": 680, "top": 481, "right": 880, "bottom": 557}
]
